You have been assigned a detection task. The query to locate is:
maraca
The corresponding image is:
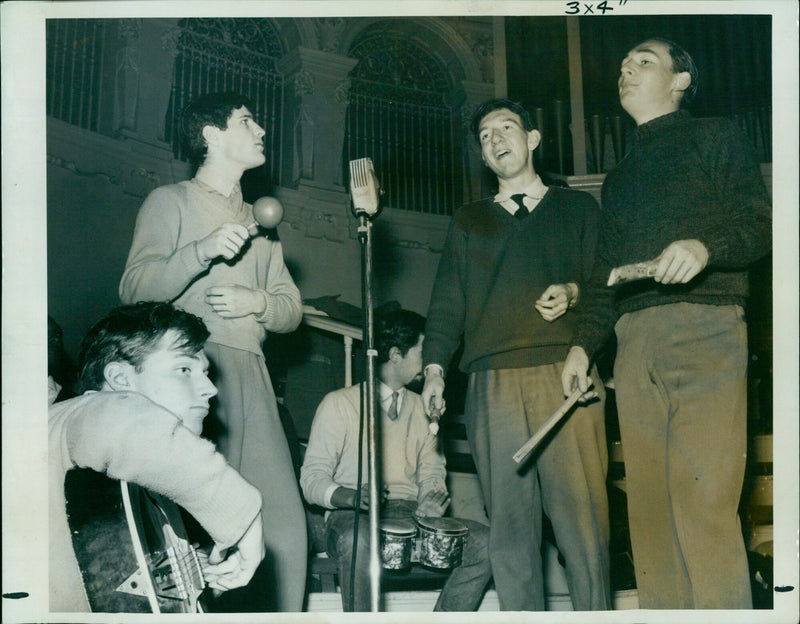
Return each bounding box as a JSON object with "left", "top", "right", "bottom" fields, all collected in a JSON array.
[{"left": 247, "top": 196, "right": 284, "bottom": 235}]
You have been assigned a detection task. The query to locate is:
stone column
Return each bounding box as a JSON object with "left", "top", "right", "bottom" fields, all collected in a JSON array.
[
  {"left": 459, "top": 79, "right": 495, "bottom": 200},
  {"left": 112, "top": 18, "right": 180, "bottom": 147},
  {"left": 278, "top": 47, "right": 358, "bottom": 190}
]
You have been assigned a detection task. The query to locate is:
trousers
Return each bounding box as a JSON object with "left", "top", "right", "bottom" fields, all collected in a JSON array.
[
  {"left": 464, "top": 362, "right": 610, "bottom": 611},
  {"left": 204, "top": 342, "right": 308, "bottom": 612},
  {"left": 614, "top": 303, "right": 751, "bottom": 609},
  {"left": 325, "top": 499, "right": 492, "bottom": 611}
]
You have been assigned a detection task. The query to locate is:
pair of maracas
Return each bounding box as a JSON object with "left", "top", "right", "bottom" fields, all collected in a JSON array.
[{"left": 246, "top": 196, "right": 284, "bottom": 236}]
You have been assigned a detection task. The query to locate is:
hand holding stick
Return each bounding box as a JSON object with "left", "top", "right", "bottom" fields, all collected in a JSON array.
[
  {"left": 428, "top": 405, "right": 442, "bottom": 436},
  {"left": 513, "top": 385, "right": 590, "bottom": 465}
]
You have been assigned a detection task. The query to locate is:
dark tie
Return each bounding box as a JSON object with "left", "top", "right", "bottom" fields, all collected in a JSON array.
[
  {"left": 510, "top": 193, "right": 529, "bottom": 220},
  {"left": 388, "top": 391, "right": 399, "bottom": 420}
]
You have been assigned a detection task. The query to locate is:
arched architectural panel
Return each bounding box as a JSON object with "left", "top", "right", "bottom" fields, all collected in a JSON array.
[
  {"left": 177, "top": 18, "right": 285, "bottom": 62},
  {"left": 341, "top": 17, "right": 491, "bottom": 215},
  {"left": 340, "top": 17, "right": 485, "bottom": 89}
]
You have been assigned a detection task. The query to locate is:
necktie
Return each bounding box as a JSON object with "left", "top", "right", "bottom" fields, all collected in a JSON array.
[
  {"left": 388, "top": 391, "right": 399, "bottom": 420},
  {"left": 510, "top": 193, "right": 529, "bottom": 220}
]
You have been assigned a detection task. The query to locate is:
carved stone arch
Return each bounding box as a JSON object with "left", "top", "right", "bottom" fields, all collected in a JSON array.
[
  {"left": 176, "top": 18, "right": 286, "bottom": 64},
  {"left": 340, "top": 17, "right": 483, "bottom": 92},
  {"left": 289, "top": 18, "right": 319, "bottom": 50}
]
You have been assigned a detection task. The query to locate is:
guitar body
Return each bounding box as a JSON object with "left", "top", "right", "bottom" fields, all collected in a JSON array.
[{"left": 64, "top": 468, "right": 206, "bottom": 613}]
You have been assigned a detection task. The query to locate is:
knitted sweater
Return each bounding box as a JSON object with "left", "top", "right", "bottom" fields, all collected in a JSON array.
[
  {"left": 119, "top": 180, "right": 302, "bottom": 356},
  {"left": 423, "top": 186, "right": 600, "bottom": 375},
  {"left": 572, "top": 110, "right": 772, "bottom": 358},
  {"left": 300, "top": 383, "right": 446, "bottom": 509},
  {"left": 49, "top": 391, "right": 261, "bottom": 612}
]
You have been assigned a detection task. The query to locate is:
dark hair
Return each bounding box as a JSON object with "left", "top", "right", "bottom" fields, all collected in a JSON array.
[
  {"left": 470, "top": 98, "right": 534, "bottom": 143},
  {"left": 375, "top": 309, "right": 426, "bottom": 365},
  {"left": 180, "top": 92, "right": 256, "bottom": 166},
  {"left": 48, "top": 315, "right": 76, "bottom": 391},
  {"left": 76, "top": 302, "right": 210, "bottom": 393},
  {"left": 643, "top": 37, "right": 699, "bottom": 106}
]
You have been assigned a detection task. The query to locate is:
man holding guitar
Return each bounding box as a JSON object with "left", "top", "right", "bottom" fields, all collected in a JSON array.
[{"left": 49, "top": 302, "right": 264, "bottom": 612}]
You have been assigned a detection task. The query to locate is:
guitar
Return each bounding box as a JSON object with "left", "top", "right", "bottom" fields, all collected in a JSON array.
[{"left": 64, "top": 467, "right": 207, "bottom": 613}]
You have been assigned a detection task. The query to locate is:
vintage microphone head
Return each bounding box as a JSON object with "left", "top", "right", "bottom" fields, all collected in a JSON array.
[
  {"left": 349, "top": 157, "right": 382, "bottom": 219},
  {"left": 247, "top": 196, "right": 284, "bottom": 235}
]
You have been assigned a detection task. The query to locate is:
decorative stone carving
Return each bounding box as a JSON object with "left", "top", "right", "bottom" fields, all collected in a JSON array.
[
  {"left": 113, "top": 20, "right": 142, "bottom": 133},
  {"left": 294, "top": 69, "right": 315, "bottom": 97},
  {"left": 333, "top": 79, "right": 351, "bottom": 105},
  {"left": 161, "top": 27, "right": 182, "bottom": 57},
  {"left": 315, "top": 17, "right": 346, "bottom": 53}
]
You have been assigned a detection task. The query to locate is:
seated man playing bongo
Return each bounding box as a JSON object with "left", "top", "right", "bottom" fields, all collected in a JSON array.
[{"left": 300, "top": 308, "right": 492, "bottom": 612}]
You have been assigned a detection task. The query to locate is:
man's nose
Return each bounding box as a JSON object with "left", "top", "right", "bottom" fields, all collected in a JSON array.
[
  {"left": 199, "top": 376, "right": 218, "bottom": 399},
  {"left": 620, "top": 61, "right": 634, "bottom": 76},
  {"left": 253, "top": 123, "right": 266, "bottom": 138}
]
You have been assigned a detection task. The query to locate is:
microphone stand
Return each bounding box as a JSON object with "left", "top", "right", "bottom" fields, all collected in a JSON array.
[{"left": 356, "top": 211, "right": 382, "bottom": 612}]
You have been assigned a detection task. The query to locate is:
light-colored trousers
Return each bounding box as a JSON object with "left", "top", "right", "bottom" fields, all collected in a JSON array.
[
  {"left": 205, "top": 342, "right": 308, "bottom": 612},
  {"left": 465, "top": 362, "right": 611, "bottom": 611},
  {"left": 614, "top": 303, "right": 752, "bottom": 609}
]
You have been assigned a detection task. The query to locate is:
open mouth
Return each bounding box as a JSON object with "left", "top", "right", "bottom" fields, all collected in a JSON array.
[{"left": 495, "top": 149, "right": 511, "bottom": 159}]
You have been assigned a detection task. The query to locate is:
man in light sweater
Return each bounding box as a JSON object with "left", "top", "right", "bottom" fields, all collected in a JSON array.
[
  {"left": 300, "top": 309, "right": 491, "bottom": 612},
  {"left": 50, "top": 302, "right": 264, "bottom": 612},
  {"left": 421, "top": 98, "right": 610, "bottom": 611},
  {"left": 119, "top": 92, "right": 305, "bottom": 611},
  {"left": 562, "top": 38, "right": 772, "bottom": 609}
]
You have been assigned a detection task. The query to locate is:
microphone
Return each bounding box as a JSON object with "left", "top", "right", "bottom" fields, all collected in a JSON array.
[{"left": 349, "top": 157, "right": 382, "bottom": 218}]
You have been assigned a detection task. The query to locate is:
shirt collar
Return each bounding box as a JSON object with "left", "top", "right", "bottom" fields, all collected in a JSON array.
[
  {"left": 494, "top": 175, "right": 549, "bottom": 206},
  {"left": 379, "top": 382, "right": 404, "bottom": 405}
]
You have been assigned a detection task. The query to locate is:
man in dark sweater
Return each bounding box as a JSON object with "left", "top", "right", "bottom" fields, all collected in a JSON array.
[
  {"left": 562, "top": 38, "right": 772, "bottom": 609},
  {"left": 421, "top": 98, "right": 611, "bottom": 611}
]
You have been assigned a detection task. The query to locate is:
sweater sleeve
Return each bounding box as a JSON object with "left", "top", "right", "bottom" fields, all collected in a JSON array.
[
  {"left": 423, "top": 220, "right": 468, "bottom": 375},
  {"left": 571, "top": 193, "right": 622, "bottom": 359},
  {"left": 63, "top": 392, "right": 261, "bottom": 549},
  {"left": 299, "top": 391, "right": 353, "bottom": 509},
  {"left": 571, "top": 193, "right": 602, "bottom": 310},
  {"left": 695, "top": 120, "right": 772, "bottom": 268},
  {"left": 253, "top": 239, "right": 303, "bottom": 333},
  {"left": 119, "top": 186, "right": 210, "bottom": 304}
]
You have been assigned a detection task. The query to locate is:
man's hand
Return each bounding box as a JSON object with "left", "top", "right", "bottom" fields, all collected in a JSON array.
[
  {"left": 197, "top": 223, "right": 250, "bottom": 263},
  {"left": 421, "top": 367, "right": 446, "bottom": 417},
  {"left": 205, "top": 284, "right": 265, "bottom": 318},
  {"left": 331, "top": 483, "right": 388, "bottom": 511},
  {"left": 535, "top": 283, "right": 577, "bottom": 322},
  {"left": 353, "top": 483, "right": 389, "bottom": 511},
  {"left": 561, "top": 346, "right": 595, "bottom": 400},
  {"left": 415, "top": 487, "right": 450, "bottom": 518},
  {"left": 655, "top": 239, "right": 709, "bottom": 284},
  {"left": 200, "top": 514, "right": 264, "bottom": 592}
]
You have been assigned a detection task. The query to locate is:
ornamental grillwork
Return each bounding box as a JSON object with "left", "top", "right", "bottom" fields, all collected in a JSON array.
[
  {"left": 345, "top": 27, "right": 462, "bottom": 215},
  {"left": 349, "top": 27, "right": 451, "bottom": 104},
  {"left": 167, "top": 18, "right": 285, "bottom": 186}
]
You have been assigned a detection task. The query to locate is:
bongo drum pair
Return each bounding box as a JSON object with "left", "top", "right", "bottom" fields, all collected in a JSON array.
[{"left": 379, "top": 516, "right": 469, "bottom": 570}]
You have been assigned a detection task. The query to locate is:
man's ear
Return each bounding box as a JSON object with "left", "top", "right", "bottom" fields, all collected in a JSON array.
[
  {"left": 201, "top": 124, "right": 220, "bottom": 150},
  {"left": 527, "top": 129, "right": 542, "bottom": 152},
  {"left": 388, "top": 346, "right": 402, "bottom": 362},
  {"left": 103, "top": 361, "right": 135, "bottom": 391},
  {"left": 673, "top": 71, "right": 691, "bottom": 96}
]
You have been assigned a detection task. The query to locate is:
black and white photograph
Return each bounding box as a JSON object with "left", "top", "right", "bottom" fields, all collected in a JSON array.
[{"left": 2, "top": 1, "right": 797, "bottom": 623}]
